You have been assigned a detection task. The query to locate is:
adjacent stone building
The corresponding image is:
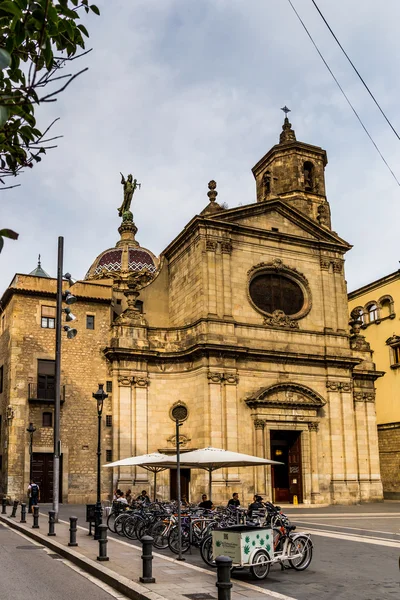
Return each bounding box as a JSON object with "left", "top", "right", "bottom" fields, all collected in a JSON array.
[
  {"left": 349, "top": 272, "right": 400, "bottom": 499},
  {"left": 0, "top": 116, "right": 383, "bottom": 505}
]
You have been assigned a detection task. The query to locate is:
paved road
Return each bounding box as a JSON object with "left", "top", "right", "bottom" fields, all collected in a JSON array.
[
  {"left": 0, "top": 522, "right": 128, "bottom": 600},
  {"left": 43, "top": 502, "right": 400, "bottom": 600}
]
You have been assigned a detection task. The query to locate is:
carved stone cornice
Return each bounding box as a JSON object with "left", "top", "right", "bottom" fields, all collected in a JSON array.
[
  {"left": 132, "top": 376, "right": 150, "bottom": 388},
  {"left": 118, "top": 376, "right": 132, "bottom": 387},
  {"left": 353, "top": 391, "right": 375, "bottom": 403},
  {"left": 308, "top": 422, "right": 319, "bottom": 432},
  {"left": 326, "top": 381, "right": 352, "bottom": 392},
  {"left": 254, "top": 419, "right": 266, "bottom": 430}
]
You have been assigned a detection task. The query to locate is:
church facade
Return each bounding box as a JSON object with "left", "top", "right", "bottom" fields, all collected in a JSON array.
[{"left": 0, "top": 117, "right": 383, "bottom": 505}]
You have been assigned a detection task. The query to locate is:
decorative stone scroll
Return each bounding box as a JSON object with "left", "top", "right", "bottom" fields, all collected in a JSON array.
[
  {"left": 320, "top": 257, "right": 343, "bottom": 273},
  {"left": 132, "top": 376, "right": 150, "bottom": 388},
  {"left": 326, "top": 381, "right": 352, "bottom": 392},
  {"left": 308, "top": 422, "right": 319, "bottom": 432},
  {"left": 254, "top": 419, "right": 266, "bottom": 430},
  {"left": 221, "top": 241, "right": 232, "bottom": 254},
  {"left": 264, "top": 309, "right": 299, "bottom": 329},
  {"left": 206, "top": 239, "right": 218, "bottom": 252},
  {"left": 207, "top": 371, "right": 239, "bottom": 385},
  {"left": 207, "top": 371, "right": 224, "bottom": 383},
  {"left": 224, "top": 373, "right": 239, "bottom": 385},
  {"left": 118, "top": 376, "right": 132, "bottom": 387},
  {"left": 353, "top": 391, "right": 375, "bottom": 403}
]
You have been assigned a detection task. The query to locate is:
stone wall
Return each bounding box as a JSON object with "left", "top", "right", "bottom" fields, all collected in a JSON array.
[{"left": 378, "top": 422, "right": 400, "bottom": 499}]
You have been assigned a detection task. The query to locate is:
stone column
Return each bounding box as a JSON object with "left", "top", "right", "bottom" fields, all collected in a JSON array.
[
  {"left": 133, "top": 375, "right": 150, "bottom": 484},
  {"left": 254, "top": 420, "right": 266, "bottom": 495},
  {"left": 208, "top": 372, "right": 224, "bottom": 484},
  {"left": 308, "top": 422, "right": 320, "bottom": 502},
  {"left": 221, "top": 241, "right": 233, "bottom": 318},
  {"left": 224, "top": 373, "right": 239, "bottom": 483},
  {"left": 365, "top": 397, "right": 383, "bottom": 500},
  {"left": 117, "top": 374, "right": 133, "bottom": 488},
  {"left": 206, "top": 240, "right": 217, "bottom": 317},
  {"left": 326, "top": 381, "right": 346, "bottom": 501}
]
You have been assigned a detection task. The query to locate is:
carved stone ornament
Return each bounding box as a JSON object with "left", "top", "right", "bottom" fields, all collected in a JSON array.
[
  {"left": 353, "top": 391, "right": 375, "bottom": 403},
  {"left": 264, "top": 309, "right": 299, "bottom": 329},
  {"left": 320, "top": 257, "right": 331, "bottom": 271},
  {"left": 206, "top": 239, "right": 218, "bottom": 252},
  {"left": 221, "top": 241, "right": 233, "bottom": 254},
  {"left": 167, "top": 433, "right": 191, "bottom": 447},
  {"left": 308, "top": 422, "right": 319, "bottom": 432},
  {"left": 132, "top": 376, "right": 150, "bottom": 388},
  {"left": 350, "top": 335, "right": 370, "bottom": 351},
  {"left": 254, "top": 419, "right": 266, "bottom": 430},
  {"left": 118, "top": 376, "right": 132, "bottom": 387},
  {"left": 245, "top": 382, "right": 326, "bottom": 410},
  {"left": 247, "top": 260, "right": 312, "bottom": 324},
  {"left": 326, "top": 381, "right": 352, "bottom": 393},
  {"left": 320, "top": 256, "right": 343, "bottom": 273},
  {"left": 207, "top": 371, "right": 224, "bottom": 383},
  {"left": 332, "top": 260, "right": 343, "bottom": 274},
  {"left": 224, "top": 373, "right": 239, "bottom": 385}
]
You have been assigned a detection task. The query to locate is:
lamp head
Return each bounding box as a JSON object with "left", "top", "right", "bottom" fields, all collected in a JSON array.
[
  {"left": 63, "top": 325, "right": 78, "bottom": 339},
  {"left": 64, "top": 307, "right": 76, "bottom": 322},
  {"left": 92, "top": 383, "right": 108, "bottom": 415},
  {"left": 64, "top": 272, "right": 76, "bottom": 286},
  {"left": 64, "top": 290, "right": 77, "bottom": 305},
  {"left": 26, "top": 422, "right": 36, "bottom": 435}
]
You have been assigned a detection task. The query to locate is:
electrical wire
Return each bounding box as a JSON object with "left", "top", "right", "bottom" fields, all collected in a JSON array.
[
  {"left": 287, "top": 0, "right": 400, "bottom": 187},
  {"left": 311, "top": 0, "right": 400, "bottom": 143}
]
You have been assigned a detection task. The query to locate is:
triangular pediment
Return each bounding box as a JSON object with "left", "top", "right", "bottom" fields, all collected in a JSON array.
[
  {"left": 245, "top": 383, "right": 326, "bottom": 410},
  {"left": 207, "top": 199, "right": 350, "bottom": 249}
]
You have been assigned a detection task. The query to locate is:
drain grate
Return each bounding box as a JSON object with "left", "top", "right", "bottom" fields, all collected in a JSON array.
[
  {"left": 16, "top": 546, "right": 44, "bottom": 550},
  {"left": 47, "top": 553, "right": 63, "bottom": 560},
  {"left": 184, "top": 595, "right": 216, "bottom": 600}
]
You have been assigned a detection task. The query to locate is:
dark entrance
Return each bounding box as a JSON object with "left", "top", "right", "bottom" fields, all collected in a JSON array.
[
  {"left": 31, "top": 453, "right": 63, "bottom": 503},
  {"left": 270, "top": 430, "right": 302, "bottom": 504},
  {"left": 169, "top": 468, "right": 190, "bottom": 501}
]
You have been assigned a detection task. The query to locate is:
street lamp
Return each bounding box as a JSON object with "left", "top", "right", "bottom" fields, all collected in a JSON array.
[
  {"left": 26, "top": 422, "right": 36, "bottom": 479},
  {"left": 171, "top": 402, "right": 188, "bottom": 562},
  {"left": 93, "top": 383, "right": 108, "bottom": 540}
]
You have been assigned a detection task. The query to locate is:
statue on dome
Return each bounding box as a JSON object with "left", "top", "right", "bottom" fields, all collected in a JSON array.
[{"left": 118, "top": 172, "right": 141, "bottom": 217}]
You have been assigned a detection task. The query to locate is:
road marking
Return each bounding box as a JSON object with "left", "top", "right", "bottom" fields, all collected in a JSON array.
[
  {"left": 300, "top": 527, "right": 400, "bottom": 547},
  {"left": 296, "top": 520, "right": 400, "bottom": 536},
  {"left": 288, "top": 512, "right": 400, "bottom": 518}
]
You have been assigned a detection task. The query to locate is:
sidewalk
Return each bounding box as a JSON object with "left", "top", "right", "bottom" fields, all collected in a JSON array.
[{"left": 0, "top": 508, "right": 295, "bottom": 600}]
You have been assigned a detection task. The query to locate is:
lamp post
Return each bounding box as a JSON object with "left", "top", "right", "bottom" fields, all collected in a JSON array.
[
  {"left": 93, "top": 383, "right": 108, "bottom": 540},
  {"left": 171, "top": 403, "right": 188, "bottom": 562},
  {"left": 26, "top": 422, "right": 36, "bottom": 479}
]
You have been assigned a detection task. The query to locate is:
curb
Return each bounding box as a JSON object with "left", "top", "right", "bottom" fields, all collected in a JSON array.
[{"left": 0, "top": 515, "right": 167, "bottom": 600}]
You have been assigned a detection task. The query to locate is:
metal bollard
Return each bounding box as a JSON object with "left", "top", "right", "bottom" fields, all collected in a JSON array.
[
  {"left": 215, "top": 556, "right": 233, "bottom": 600},
  {"left": 32, "top": 505, "right": 40, "bottom": 529},
  {"left": 97, "top": 524, "right": 109, "bottom": 561},
  {"left": 1, "top": 498, "right": 7, "bottom": 514},
  {"left": 68, "top": 516, "right": 78, "bottom": 547},
  {"left": 48, "top": 510, "right": 56, "bottom": 536},
  {"left": 139, "top": 536, "right": 155, "bottom": 583},
  {"left": 10, "top": 500, "right": 19, "bottom": 518},
  {"left": 20, "top": 503, "right": 27, "bottom": 523}
]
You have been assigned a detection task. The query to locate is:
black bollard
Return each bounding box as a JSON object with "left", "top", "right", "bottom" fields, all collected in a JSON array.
[
  {"left": 215, "top": 556, "right": 233, "bottom": 600},
  {"left": 97, "top": 524, "right": 109, "bottom": 561},
  {"left": 48, "top": 510, "right": 56, "bottom": 536},
  {"left": 1, "top": 498, "right": 7, "bottom": 514},
  {"left": 68, "top": 516, "right": 78, "bottom": 547},
  {"left": 10, "top": 500, "right": 19, "bottom": 518},
  {"left": 139, "top": 536, "right": 155, "bottom": 584},
  {"left": 32, "top": 505, "right": 39, "bottom": 529},
  {"left": 20, "top": 503, "right": 27, "bottom": 523}
]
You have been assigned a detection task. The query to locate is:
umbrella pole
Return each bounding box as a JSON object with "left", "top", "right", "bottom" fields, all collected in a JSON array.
[
  {"left": 154, "top": 471, "right": 157, "bottom": 501},
  {"left": 208, "top": 470, "right": 212, "bottom": 500}
]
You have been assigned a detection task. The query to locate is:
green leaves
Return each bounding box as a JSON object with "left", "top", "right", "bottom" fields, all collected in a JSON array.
[
  {"left": 0, "top": 49, "right": 11, "bottom": 70},
  {"left": 0, "top": 229, "right": 19, "bottom": 253},
  {"left": 0, "top": 106, "right": 9, "bottom": 127}
]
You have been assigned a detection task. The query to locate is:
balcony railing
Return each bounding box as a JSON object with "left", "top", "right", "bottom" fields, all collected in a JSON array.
[{"left": 28, "top": 383, "right": 65, "bottom": 404}]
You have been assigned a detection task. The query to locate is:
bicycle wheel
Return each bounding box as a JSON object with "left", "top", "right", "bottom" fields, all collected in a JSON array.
[
  {"left": 107, "top": 511, "right": 118, "bottom": 533},
  {"left": 168, "top": 525, "right": 190, "bottom": 554},
  {"left": 150, "top": 521, "right": 169, "bottom": 550},
  {"left": 136, "top": 518, "right": 150, "bottom": 541},
  {"left": 250, "top": 550, "right": 271, "bottom": 580},
  {"left": 288, "top": 536, "right": 313, "bottom": 571},
  {"left": 123, "top": 515, "right": 139, "bottom": 540},
  {"left": 200, "top": 535, "right": 216, "bottom": 567},
  {"left": 114, "top": 513, "right": 129, "bottom": 537}
]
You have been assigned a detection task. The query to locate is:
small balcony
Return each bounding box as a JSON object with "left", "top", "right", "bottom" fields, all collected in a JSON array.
[{"left": 28, "top": 383, "right": 66, "bottom": 404}]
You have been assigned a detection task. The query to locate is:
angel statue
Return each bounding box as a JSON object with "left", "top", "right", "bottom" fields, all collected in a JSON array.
[{"left": 118, "top": 172, "right": 141, "bottom": 217}]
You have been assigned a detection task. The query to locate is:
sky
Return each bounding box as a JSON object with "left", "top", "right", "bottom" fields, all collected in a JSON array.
[{"left": 1, "top": 0, "right": 400, "bottom": 294}]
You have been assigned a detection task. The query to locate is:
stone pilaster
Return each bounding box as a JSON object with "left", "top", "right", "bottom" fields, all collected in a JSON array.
[
  {"left": 132, "top": 375, "right": 150, "bottom": 483},
  {"left": 221, "top": 241, "right": 233, "bottom": 318},
  {"left": 117, "top": 374, "right": 133, "bottom": 487},
  {"left": 206, "top": 240, "right": 217, "bottom": 317},
  {"left": 224, "top": 373, "right": 239, "bottom": 482},
  {"left": 207, "top": 371, "right": 224, "bottom": 483},
  {"left": 308, "top": 422, "right": 321, "bottom": 502},
  {"left": 254, "top": 419, "right": 266, "bottom": 495}
]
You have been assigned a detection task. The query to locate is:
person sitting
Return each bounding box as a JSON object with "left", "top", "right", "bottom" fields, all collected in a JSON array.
[
  {"left": 248, "top": 495, "right": 264, "bottom": 519},
  {"left": 181, "top": 494, "right": 189, "bottom": 507},
  {"left": 227, "top": 492, "right": 240, "bottom": 508},
  {"left": 136, "top": 489, "right": 150, "bottom": 504},
  {"left": 115, "top": 490, "right": 128, "bottom": 505},
  {"left": 198, "top": 494, "right": 214, "bottom": 510},
  {"left": 125, "top": 489, "right": 132, "bottom": 504}
]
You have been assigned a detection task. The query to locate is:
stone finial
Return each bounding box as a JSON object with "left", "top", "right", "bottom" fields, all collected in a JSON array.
[
  {"left": 279, "top": 117, "right": 296, "bottom": 144},
  {"left": 207, "top": 180, "right": 218, "bottom": 203}
]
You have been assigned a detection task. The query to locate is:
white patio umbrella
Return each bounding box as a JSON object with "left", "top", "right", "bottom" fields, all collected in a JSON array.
[
  {"left": 152, "top": 447, "right": 283, "bottom": 499},
  {"left": 103, "top": 452, "right": 174, "bottom": 500}
]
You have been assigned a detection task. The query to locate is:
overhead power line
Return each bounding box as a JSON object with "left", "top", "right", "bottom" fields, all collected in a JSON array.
[
  {"left": 311, "top": 0, "right": 400, "bottom": 143},
  {"left": 287, "top": 0, "right": 400, "bottom": 187}
]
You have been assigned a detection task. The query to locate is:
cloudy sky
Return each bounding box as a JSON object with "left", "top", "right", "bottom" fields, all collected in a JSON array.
[{"left": 1, "top": 0, "right": 400, "bottom": 294}]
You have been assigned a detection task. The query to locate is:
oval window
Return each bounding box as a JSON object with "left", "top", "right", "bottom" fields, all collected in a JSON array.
[{"left": 249, "top": 273, "right": 304, "bottom": 316}]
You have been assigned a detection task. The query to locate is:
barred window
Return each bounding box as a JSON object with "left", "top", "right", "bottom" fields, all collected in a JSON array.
[
  {"left": 106, "top": 415, "right": 112, "bottom": 427},
  {"left": 249, "top": 273, "right": 304, "bottom": 316},
  {"left": 106, "top": 381, "right": 112, "bottom": 393},
  {"left": 106, "top": 449, "right": 112, "bottom": 462}
]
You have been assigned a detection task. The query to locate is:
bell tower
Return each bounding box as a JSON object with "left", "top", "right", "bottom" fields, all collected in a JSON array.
[{"left": 252, "top": 108, "right": 331, "bottom": 228}]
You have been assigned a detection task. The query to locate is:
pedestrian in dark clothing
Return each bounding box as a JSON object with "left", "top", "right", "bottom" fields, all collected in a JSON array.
[
  {"left": 227, "top": 492, "right": 240, "bottom": 508},
  {"left": 198, "top": 494, "right": 214, "bottom": 510},
  {"left": 28, "top": 480, "right": 40, "bottom": 513},
  {"left": 248, "top": 495, "right": 264, "bottom": 519},
  {"left": 137, "top": 490, "right": 150, "bottom": 504}
]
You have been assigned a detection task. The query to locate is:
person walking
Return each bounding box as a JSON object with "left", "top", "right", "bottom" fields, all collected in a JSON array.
[{"left": 28, "top": 479, "right": 40, "bottom": 513}]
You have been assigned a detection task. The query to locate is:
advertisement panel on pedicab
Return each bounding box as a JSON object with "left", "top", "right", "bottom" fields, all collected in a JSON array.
[{"left": 212, "top": 527, "right": 274, "bottom": 565}]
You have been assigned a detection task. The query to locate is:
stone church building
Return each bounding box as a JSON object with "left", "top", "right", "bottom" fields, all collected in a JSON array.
[{"left": 0, "top": 116, "right": 383, "bottom": 505}]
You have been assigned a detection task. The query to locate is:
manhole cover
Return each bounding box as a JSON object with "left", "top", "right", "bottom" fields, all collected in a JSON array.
[
  {"left": 184, "top": 595, "right": 216, "bottom": 600},
  {"left": 47, "top": 553, "right": 62, "bottom": 560},
  {"left": 16, "top": 546, "right": 44, "bottom": 550}
]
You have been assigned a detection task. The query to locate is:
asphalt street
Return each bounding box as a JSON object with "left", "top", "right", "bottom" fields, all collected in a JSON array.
[
  {"left": 43, "top": 503, "right": 400, "bottom": 600},
  {"left": 0, "top": 522, "right": 128, "bottom": 600}
]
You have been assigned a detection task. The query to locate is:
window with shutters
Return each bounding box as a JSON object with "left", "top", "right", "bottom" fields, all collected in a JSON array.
[
  {"left": 42, "top": 412, "right": 53, "bottom": 427},
  {"left": 41, "top": 305, "right": 56, "bottom": 329},
  {"left": 37, "top": 360, "right": 56, "bottom": 400}
]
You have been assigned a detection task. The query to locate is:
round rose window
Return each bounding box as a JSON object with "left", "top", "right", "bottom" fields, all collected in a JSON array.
[{"left": 249, "top": 273, "right": 304, "bottom": 316}]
